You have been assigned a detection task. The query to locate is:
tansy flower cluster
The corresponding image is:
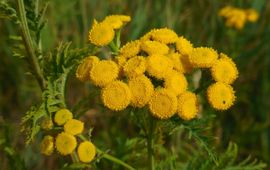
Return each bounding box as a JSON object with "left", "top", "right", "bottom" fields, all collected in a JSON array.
[
  {"left": 77, "top": 15, "right": 238, "bottom": 121},
  {"left": 40, "top": 109, "right": 96, "bottom": 163},
  {"left": 219, "top": 6, "right": 259, "bottom": 30}
]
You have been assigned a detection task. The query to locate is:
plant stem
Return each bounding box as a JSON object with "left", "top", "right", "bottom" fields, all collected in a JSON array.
[
  {"left": 78, "top": 135, "right": 135, "bottom": 170},
  {"left": 17, "top": 0, "right": 46, "bottom": 90},
  {"left": 147, "top": 117, "right": 155, "bottom": 170}
]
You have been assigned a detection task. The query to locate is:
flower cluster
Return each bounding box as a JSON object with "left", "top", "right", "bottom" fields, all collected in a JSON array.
[
  {"left": 219, "top": 6, "right": 259, "bottom": 30},
  {"left": 40, "top": 109, "right": 96, "bottom": 163},
  {"left": 76, "top": 15, "right": 238, "bottom": 121}
]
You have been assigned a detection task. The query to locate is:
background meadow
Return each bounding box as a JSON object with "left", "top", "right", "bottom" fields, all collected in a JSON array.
[{"left": 1, "top": 0, "right": 270, "bottom": 169}]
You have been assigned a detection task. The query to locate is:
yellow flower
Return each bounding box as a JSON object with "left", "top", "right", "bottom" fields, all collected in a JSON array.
[
  {"left": 177, "top": 92, "right": 198, "bottom": 120},
  {"left": 164, "top": 70, "right": 187, "bottom": 96},
  {"left": 147, "top": 54, "right": 173, "bottom": 79},
  {"left": 128, "top": 75, "right": 154, "bottom": 107},
  {"left": 225, "top": 9, "right": 246, "bottom": 30},
  {"left": 77, "top": 141, "right": 96, "bottom": 163},
  {"left": 168, "top": 52, "right": 184, "bottom": 73},
  {"left": 245, "top": 9, "right": 259, "bottom": 22},
  {"left": 89, "top": 22, "right": 115, "bottom": 46},
  {"left": 54, "top": 109, "right": 73, "bottom": 126},
  {"left": 211, "top": 53, "right": 238, "bottom": 84},
  {"left": 101, "top": 81, "right": 131, "bottom": 111},
  {"left": 90, "top": 60, "right": 119, "bottom": 87},
  {"left": 102, "top": 15, "right": 131, "bottom": 29},
  {"left": 151, "top": 28, "right": 178, "bottom": 44},
  {"left": 189, "top": 47, "right": 218, "bottom": 68},
  {"left": 64, "top": 119, "right": 84, "bottom": 135},
  {"left": 123, "top": 56, "right": 146, "bottom": 78},
  {"left": 207, "top": 82, "right": 236, "bottom": 110},
  {"left": 41, "top": 117, "right": 53, "bottom": 130},
  {"left": 76, "top": 56, "right": 99, "bottom": 82},
  {"left": 149, "top": 89, "right": 177, "bottom": 119},
  {"left": 40, "top": 135, "right": 54, "bottom": 156},
  {"left": 119, "top": 40, "right": 141, "bottom": 58},
  {"left": 219, "top": 6, "right": 233, "bottom": 17},
  {"left": 176, "top": 36, "right": 193, "bottom": 56},
  {"left": 55, "top": 132, "right": 77, "bottom": 155},
  {"left": 141, "top": 40, "right": 169, "bottom": 55},
  {"left": 140, "top": 30, "right": 155, "bottom": 41}
]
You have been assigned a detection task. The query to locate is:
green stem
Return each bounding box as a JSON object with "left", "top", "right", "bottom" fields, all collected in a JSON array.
[
  {"left": 147, "top": 117, "right": 155, "bottom": 170},
  {"left": 17, "top": 0, "right": 46, "bottom": 90},
  {"left": 78, "top": 135, "right": 135, "bottom": 170},
  {"left": 109, "top": 41, "right": 119, "bottom": 54}
]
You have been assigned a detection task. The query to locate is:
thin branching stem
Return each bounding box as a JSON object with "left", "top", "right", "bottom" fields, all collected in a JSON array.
[{"left": 17, "top": 0, "right": 46, "bottom": 90}]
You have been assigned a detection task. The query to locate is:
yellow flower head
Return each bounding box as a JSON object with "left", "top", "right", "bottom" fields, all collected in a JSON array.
[
  {"left": 225, "top": 9, "right": 246, "bottom": 30},
  {"left": 189, "top": 47, "right": 218, "bottom": 68},
  {"left": 168, "top": 52, "right": 184, "bottom": 73},
  {"left": 219, "top": 6, "right": 233, "bottom": 17},
  {"left": 177, "top": 92, "right": 198, "bottom": 120},
  {"left": 77, "top": 141, "right": 96, "bottom": 163},
  {"left": 141, "top": 40, "right": 169, "bottom": 55},
  {"left": 123, "top": 56, "right": 146, "bottom": 78},
  {"left": 89, "top": 22, "right": 115, "bottom": 46},
  {"left": 147, "top": 54, "right": 173, "bottom": 79},
  {"left": 245, "top": 9, "right": 259, "bottom": 22},
  {"left": 140, "top": 30, "right": 155, "bottom": 42},
  {"left": 102, "top": 15, "right": 124, "bottom": 29},
  {"left": 90, "top": 60, "right": 119, "bottom": 87},
  {"left": 164, "top": 70, "right": 188, "bottom": 96},
  {"left": 128, "top": 75, "right": 154, "bottom": 107},
  {"left": 101, "top": 81, "right": 131, "bottom": 111},
  {"left": 176, "top": 36, "right": 193, "bottom": 56},
  {"left": 119, "top": 40, "right": 141, "bottom": 58},
  {"left": 40, "top": 135, "right": 54, "bottom": 156},
  {"left": 76, "top": 56, "right": 99, "bottom": 82},
  {"left": 54, "top": 109, "right": 73, "bottom": 126},
  {"left": 41, "top": 117, "right": 53, "bottom": 130},
  {"left": 64, "top": 119, "right": 84, "bottom": 135},
  {"left": 207, "top": 82, "right": 236, "bottom": 110},
  {"left": 55, "top": 132, "right": 77, "bottom": 155},
  {"left": 149, "top": 89, "right": 177, "bottom": 119},
  {"left": 211, "top": 53, "right": 238, "bottom": 84},
  {"left": 151, "top": 28, "right": 178, "bottom": 44}
]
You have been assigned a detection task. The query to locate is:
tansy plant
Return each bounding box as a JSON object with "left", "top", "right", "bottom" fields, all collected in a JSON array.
[
  {"left": 0, "top": 0, "right": 267, "bottom": 169},
  {"left": 219, "top": 6, "right": 259, "bottom": 30}
]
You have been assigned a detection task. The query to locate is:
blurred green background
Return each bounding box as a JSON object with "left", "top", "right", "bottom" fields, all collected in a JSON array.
[{"left": 1, "top": 0, "right": 270, "bottom": 169}]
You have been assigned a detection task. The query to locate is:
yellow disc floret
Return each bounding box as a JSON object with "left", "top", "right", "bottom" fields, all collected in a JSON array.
[
  {"left": 207, "top": 82, "right": 236, "bottom": 110},
  {"left": 151, "top": 28, "right": 178, "bottom": 44},
  {"left": 123, "top": 56, "right": 146, "bottom": 78},
  {"left": 89, "top": 22, "right": 115, "bottom": 46},
  {"left": 189, "top": 47, "right": 218, "bottom": 68},
  {"left": 141, "top": 40, "right": 169, "bottom": 55},
  {"left": 54, "top": 109, "right": 73, "bottom": 126},
  {"left": 55, "top": 132, "right": 77, "bottom": 155},
  {"left": 177, "top": 92, "right": 198, "bottom": 120},
  {"left": 147, "top": 54, "right": 173, "bottom": 79},
  {"left": 76, "top": 56, "right": 99, "bottom": 82},
  {"left": 164, "top": 70, "right": 188, "bottom": 96},
  {"left": 149, "top": 89, "right": 177, "bottom": 119},
  {"left": 211, "top": 53, "right": 238, "bottom": 84},
  {"left": 128, "top": 75, "right": 154, "bottom": 107},
  {"left": 77, "top": 141, "right": 96, "bottom": 163},
  {"left": 40, "top": 135, "right": 54, "bottom": 156},
  {"left": 64, "top": 119, "right": 84, "bottom": 135},
  {"left": 176, "top": 36, "right": 193, "bottom": 56},
  {"left": 90, "top": 60, "right": 119, "bottom": 87},
  {"left": 101, "top": 81, "right": 131, "bottom": 111},
  {"left": 119, "top": 40, "right": 141, "bottom": 58}
]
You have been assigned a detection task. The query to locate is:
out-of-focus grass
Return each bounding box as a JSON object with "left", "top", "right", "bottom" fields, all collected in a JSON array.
[{"left": 1, "top": 0, "right": 270, "bottom": 169}]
